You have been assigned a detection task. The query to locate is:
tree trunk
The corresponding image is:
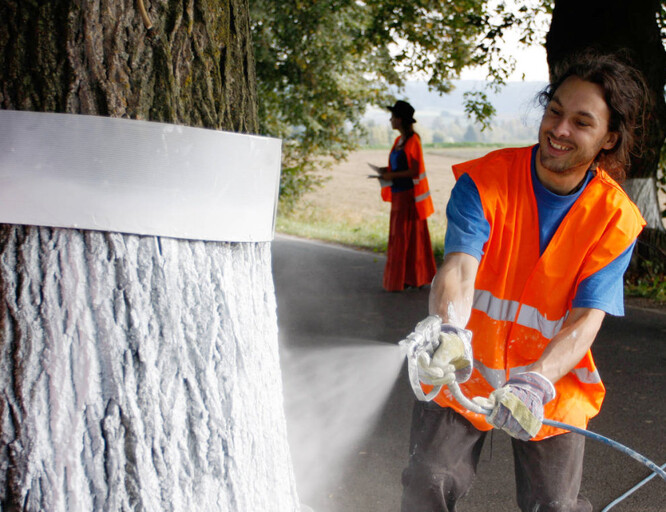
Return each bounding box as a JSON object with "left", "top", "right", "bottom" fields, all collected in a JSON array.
[
  {"left": 0, "top": 1, "right": 298, "bottom": 510},
  {"left": 546, "top": 0, "right": 666, "bottom": 273}
]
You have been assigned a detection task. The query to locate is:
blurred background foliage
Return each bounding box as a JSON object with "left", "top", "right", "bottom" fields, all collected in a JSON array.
[{"left": 250, "top": 0, "right": 550, "bottom": 208}]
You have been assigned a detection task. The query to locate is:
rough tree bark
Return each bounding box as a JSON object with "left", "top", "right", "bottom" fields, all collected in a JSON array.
[
  {"left": 545, "top": 0, "right": 666, "bottom": 268},
  {"left": 0, "top": 1, "right": 298, "bottom": 511}
]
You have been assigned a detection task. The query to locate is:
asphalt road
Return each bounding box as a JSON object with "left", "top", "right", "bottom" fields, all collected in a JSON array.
[{"left": 272, "top": 235, "right": 666, "bottom": 512}]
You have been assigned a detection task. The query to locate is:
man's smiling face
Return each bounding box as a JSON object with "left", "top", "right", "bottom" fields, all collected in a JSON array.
[{"left": 536, "top": 76, "right": 619, "bottom": 194}]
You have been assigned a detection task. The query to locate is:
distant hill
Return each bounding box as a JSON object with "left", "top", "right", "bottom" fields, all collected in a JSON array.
[
  {"left": 366, "top": 80, "right": 547, "bottom": 122},
  {"left": 363, "top": 80, "right": 548, "bottom": 145}
]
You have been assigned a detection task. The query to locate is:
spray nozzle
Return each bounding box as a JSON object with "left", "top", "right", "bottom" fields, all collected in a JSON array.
[{"left": 399, "top": 317, "right": 445, "bottom": 402}]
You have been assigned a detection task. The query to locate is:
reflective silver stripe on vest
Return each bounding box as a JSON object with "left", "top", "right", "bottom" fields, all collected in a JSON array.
[
  {"left": 473, "top": 289, "right": 520, "bottom": 323},
  {"left": 508, "top": 365, "right": 532, "bottom": 379},
  {"left": 572, "top": 367, "right": 601, "bottom": 384},
  {"left": 415, "top": 190, "right": 431, "bottom": 203},
  {"left": 413, "top": 172, "right": 427, "bottom": 185},
  {"left": 473, "top": 289, "right": 567, "bottom": 339},
  {"left": 476, "top": 362, "right": 601, "bottom": 390},
  {"left": 473, "top": 359, "right": 506, "bottom": 389},
  {"left": 472, "top": 363, "right": 567, "bottom": 390},
  {"left": 516, "top": 304, "right": 567, "bottom": 339},
  {"left": 472, "top": 290, "right": 601, "bottom": 387}
]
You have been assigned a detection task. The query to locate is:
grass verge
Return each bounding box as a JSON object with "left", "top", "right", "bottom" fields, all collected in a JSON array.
[
  {"left": 277, "top": 203, "right": 446, "bottom": 262},
  {"left": 276, "top": 210, "right": 388, "bottom": 254}
]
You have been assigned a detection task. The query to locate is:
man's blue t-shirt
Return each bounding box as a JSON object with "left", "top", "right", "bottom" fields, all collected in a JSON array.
[{"left": 444, "top": 147, "right": 634, "bottom": 316}]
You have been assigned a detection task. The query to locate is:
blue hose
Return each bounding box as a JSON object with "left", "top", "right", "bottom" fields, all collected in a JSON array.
[
  {"left": 600, "top": 463, "right": 666, "bottom": 511},
  {"left": 404, "top": 357, "right": 666, "bottom": 507},
  {"left": 542, "top": 419, "right": 666, "bottom": 481},
  {"left": 446, "top": 382, "right": 666, "bottom": 482}
]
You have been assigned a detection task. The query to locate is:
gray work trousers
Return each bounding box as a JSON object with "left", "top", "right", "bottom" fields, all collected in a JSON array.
[{"left": 400, "top": 400, "right": 593, "bottom": 512}]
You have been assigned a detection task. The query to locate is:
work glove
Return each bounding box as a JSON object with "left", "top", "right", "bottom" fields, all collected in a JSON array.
[
  {"left": 417, "top": 323, "right": 473, "bottom": 387},
  {"left": 412, "top": 315, "right": 443, "bottom": 348},
  {"left": 474, "top": 372, "right": 556, "bottom": 441}
]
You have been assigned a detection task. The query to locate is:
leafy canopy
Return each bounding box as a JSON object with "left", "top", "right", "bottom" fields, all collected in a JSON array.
[{"left": 250, "top": 0, "right": 550, "bottom": 207}]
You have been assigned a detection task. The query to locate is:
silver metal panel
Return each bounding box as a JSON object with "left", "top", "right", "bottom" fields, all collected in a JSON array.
[{"left": 0, "top": 110, "right": 282, "bottom": 242}]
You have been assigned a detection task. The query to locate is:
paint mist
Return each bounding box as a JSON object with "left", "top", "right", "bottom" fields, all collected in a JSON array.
[{"left": 280, "top": 338, "right": 405, "bottom": 510}]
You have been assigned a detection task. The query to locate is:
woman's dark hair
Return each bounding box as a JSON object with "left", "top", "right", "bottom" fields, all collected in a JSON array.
[{"left": 538, "top": 51, "right": 651, "bottom": 182}]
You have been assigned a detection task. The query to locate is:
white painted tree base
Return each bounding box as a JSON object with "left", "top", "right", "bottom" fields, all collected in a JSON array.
[
  {"left": 623, "top": 177, "right": 665, "bottom": 230},
  {"left": 0, "top": 226, "right": 299, "bottom": 511}
]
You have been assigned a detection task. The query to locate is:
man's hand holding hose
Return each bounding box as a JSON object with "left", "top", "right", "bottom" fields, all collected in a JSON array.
[
  {"left": 416, "top": 323, "right": 473, "bottom": 387},
  {"left": 404, "top": 313, "right": 555, "bottom": 441},
  {"left": 401, "top": 315, "right": 473, "bottom": 401},
  {"left": 474, "top": 372, "right": 556, "bottom": 441},
  {"left": 408, "top": 252, "right": 555, "bottom": 441}
]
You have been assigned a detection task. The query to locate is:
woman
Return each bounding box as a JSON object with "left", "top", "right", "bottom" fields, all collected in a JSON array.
[{"left": 376, "top": 100, "right": 437, "bottom": 291}]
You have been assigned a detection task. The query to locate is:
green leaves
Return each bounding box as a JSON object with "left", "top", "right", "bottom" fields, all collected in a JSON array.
[
  {"left": 463, "top": 91, "right": 497, "bottom": 132},
  {"left": 250, "top": 0, "right": 548, "bottom": 206}
]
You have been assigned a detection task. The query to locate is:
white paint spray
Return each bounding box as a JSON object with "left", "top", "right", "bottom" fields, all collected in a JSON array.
[{"left": 279, "top": 338, "right": 404, "bottom": 510}]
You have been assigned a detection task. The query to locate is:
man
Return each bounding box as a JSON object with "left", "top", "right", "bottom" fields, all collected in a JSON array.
[{"left": 400, "top": 52, "right": 650, "bottom": 512}]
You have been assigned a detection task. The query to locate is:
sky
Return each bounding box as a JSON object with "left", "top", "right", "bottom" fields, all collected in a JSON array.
[
  {"left": 393, "top": 0, "right": 551, "bottom": 84},
  {"left": 460, "top": 43, "right": 549, "bottom": 82},
  {"left": 460, "top": 0, "right": 551, "bottom": 82}
]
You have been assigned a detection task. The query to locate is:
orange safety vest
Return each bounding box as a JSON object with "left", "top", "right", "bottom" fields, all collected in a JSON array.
[
  {"left": 427, "top": 146, "right": 645, "bottom": 440},
  {"left": 381, "top": 133, "right": 435, "bottom": 220}
]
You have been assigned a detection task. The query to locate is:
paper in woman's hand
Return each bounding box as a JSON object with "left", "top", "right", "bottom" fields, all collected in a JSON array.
[
  {"left": 367, "top": 163, "right": 385, "bottom": 179},
  {"left": 367, "top": 163, "right": 391, "bottom": 186}
]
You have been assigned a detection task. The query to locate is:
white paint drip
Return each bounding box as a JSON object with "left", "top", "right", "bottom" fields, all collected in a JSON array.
[{"left": 446, "top": 296, "right": 472, "bottom": 328}]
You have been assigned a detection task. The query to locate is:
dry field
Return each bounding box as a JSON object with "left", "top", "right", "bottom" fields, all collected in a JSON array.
[
  {"left": 287, "top": 145, "right": 666, "bottom": 238},
  {"left": 283, "top": 146, "right": 497, "bottom": 253}
]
